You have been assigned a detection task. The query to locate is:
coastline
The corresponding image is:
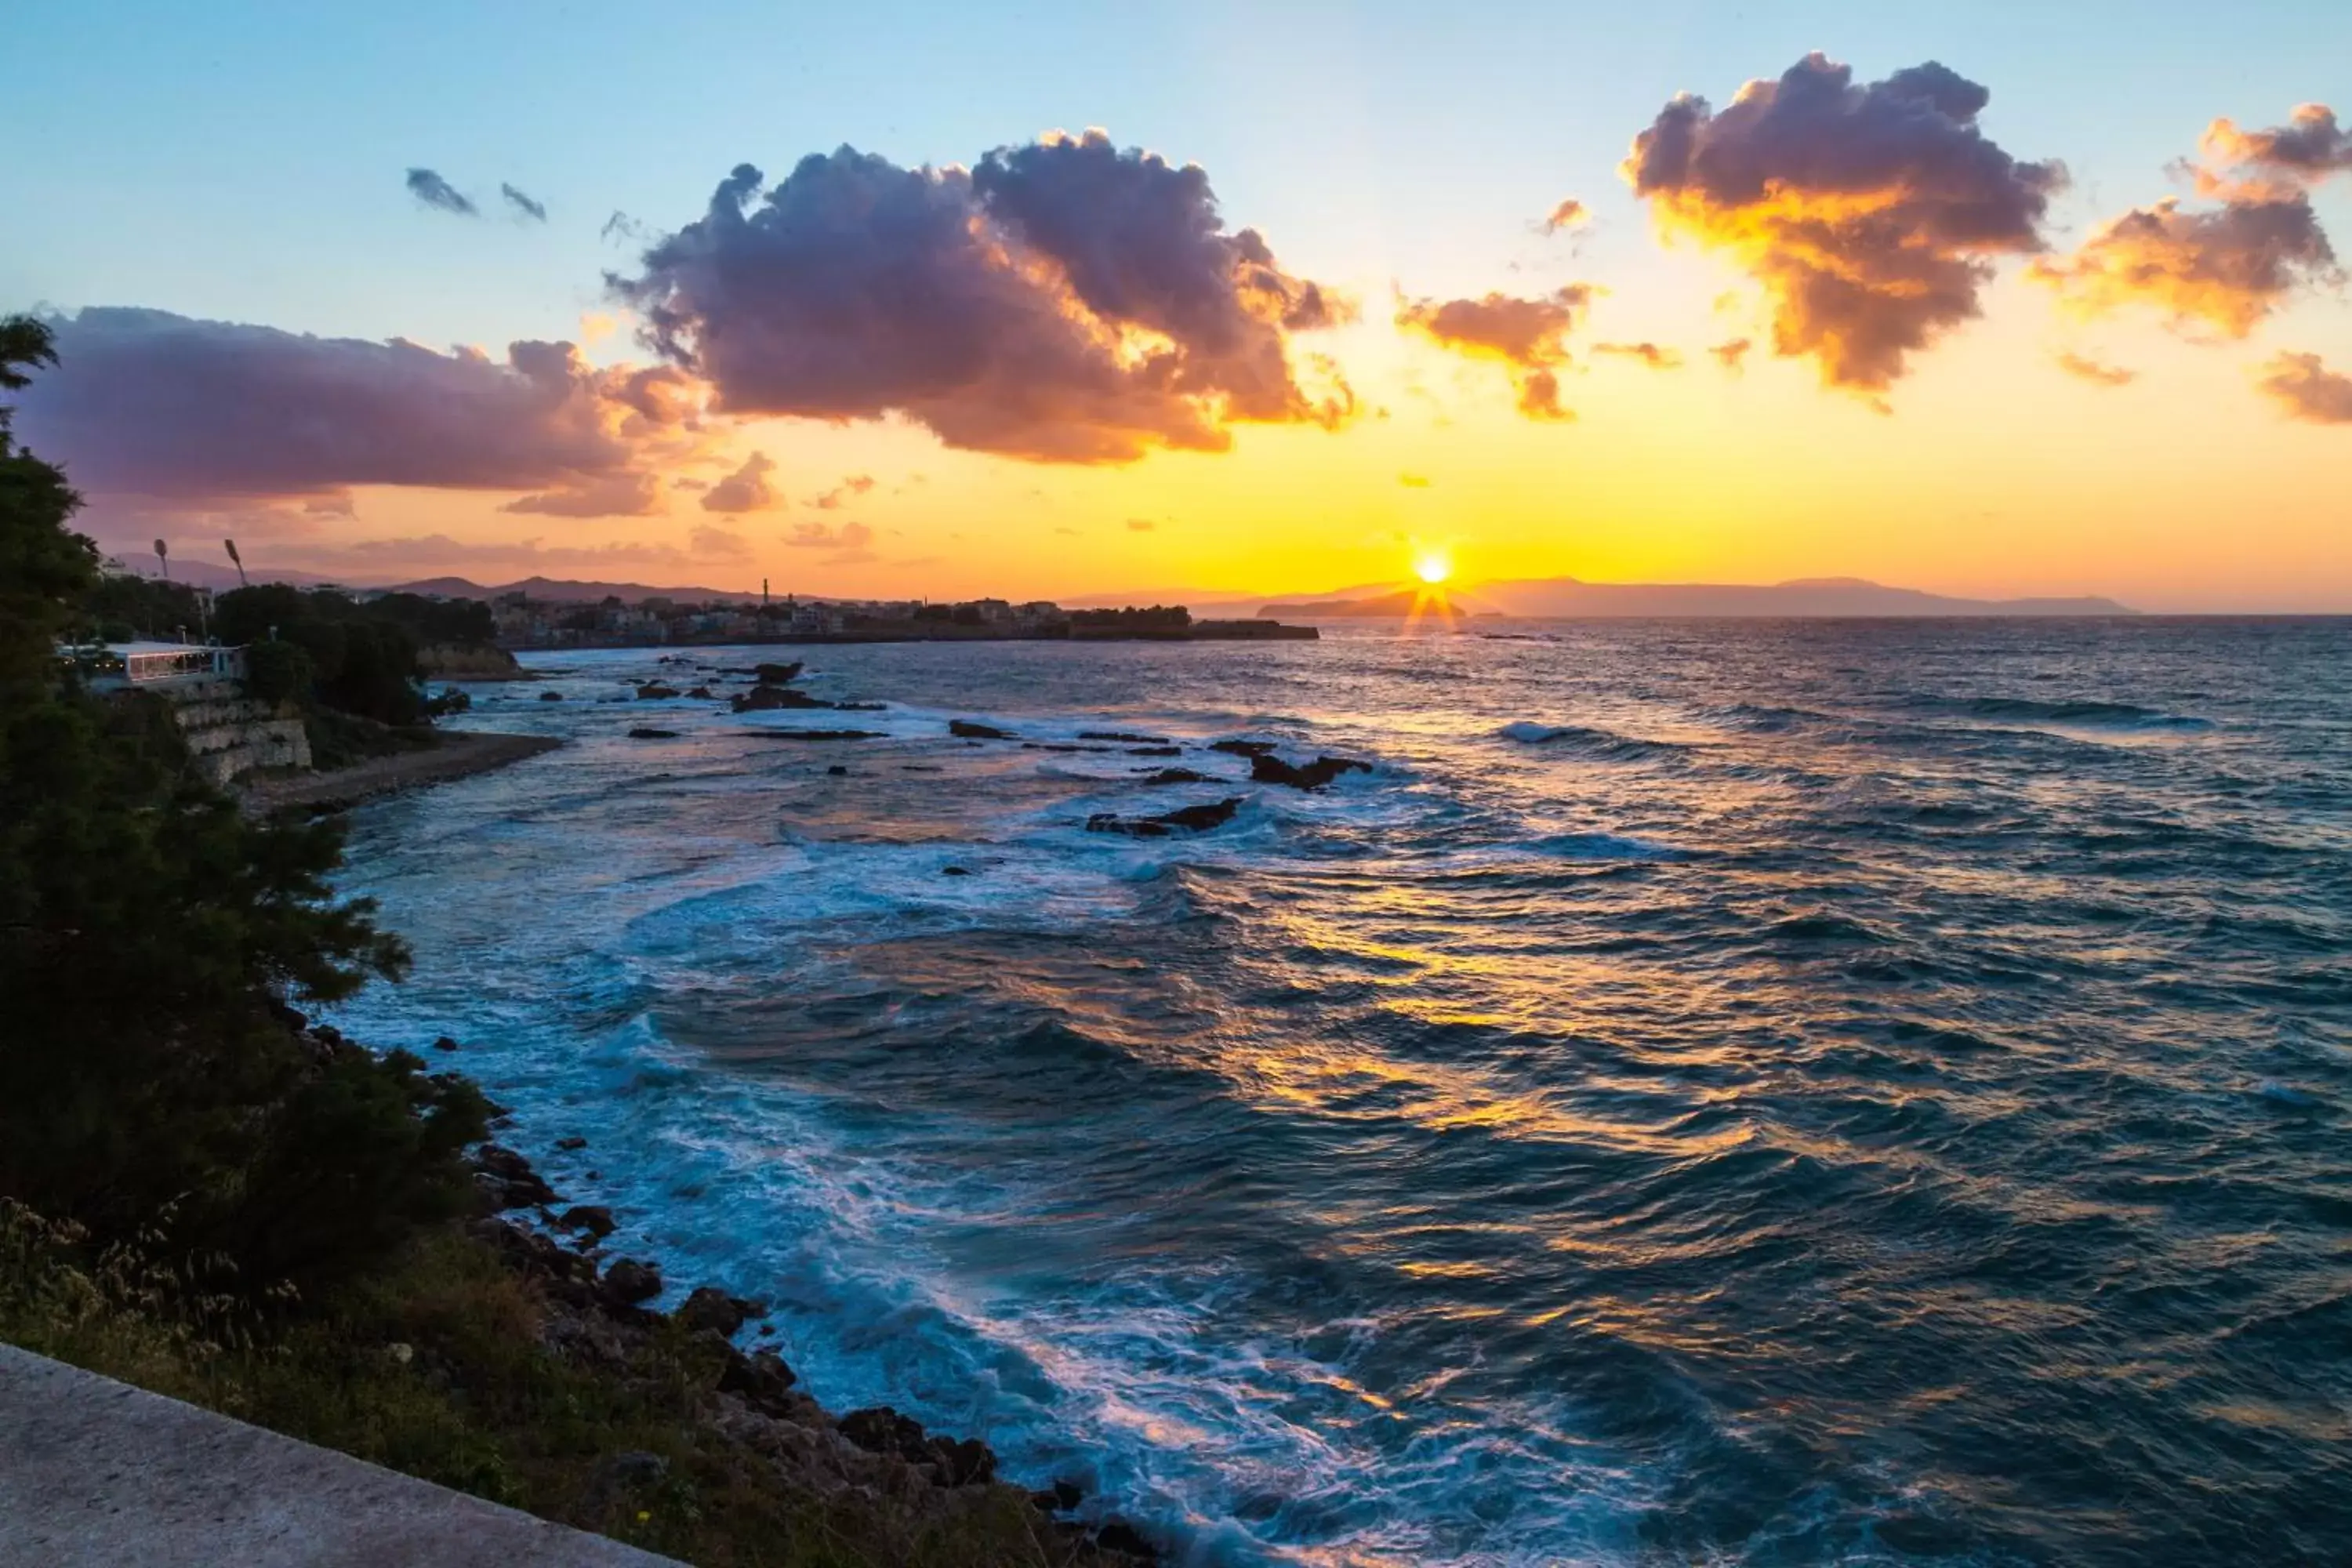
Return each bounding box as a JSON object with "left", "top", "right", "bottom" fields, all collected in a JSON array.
[{"left": 240, "top": 730, "right": 561, "bottom": 815}]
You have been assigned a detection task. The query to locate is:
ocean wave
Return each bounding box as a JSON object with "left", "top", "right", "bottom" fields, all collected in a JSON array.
[
  {"left": 1905, "top": 695, "right": 2215, "bottom": 731},
  {"left": 1497, "top": 720, "right": 1688, "bottom": 761}
]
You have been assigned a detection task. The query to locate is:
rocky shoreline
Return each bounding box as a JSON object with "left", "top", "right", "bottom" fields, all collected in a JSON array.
[{"left": 449, "top": 1116, "right": 1160, "bottom": 1564}]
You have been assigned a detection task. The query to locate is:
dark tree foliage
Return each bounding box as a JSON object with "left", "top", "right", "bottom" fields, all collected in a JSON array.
[
  {"left": 214, "top": 585, "right": 427, "bottom": 726},
  {"left": 0, "top": 318, "right": 485, "bottom": 1290}
]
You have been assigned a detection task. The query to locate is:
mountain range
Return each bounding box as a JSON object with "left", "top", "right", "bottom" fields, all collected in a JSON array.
[{"left": 1258, "top": 576, "right": 2136, "bottom": 619}]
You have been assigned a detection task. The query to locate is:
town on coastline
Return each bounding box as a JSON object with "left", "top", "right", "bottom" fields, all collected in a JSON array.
[{"left": 484, "top": 588, "right": 1317, "bottom": 648}]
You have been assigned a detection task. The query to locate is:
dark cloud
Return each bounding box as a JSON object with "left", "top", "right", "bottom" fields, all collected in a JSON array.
[
  {"left": 501, "top": 182, "right": 549, "bottom": 222},
  {"left": 701, "top": 451, "right": 779, "bottom": 513},
  {"left": 1542, "top": 198, "right": 1589, "bottom": 234},
  {"left": 2055, "top": 351, "right": 2137, "bottom": 387},
  {"left": 2032, "top": 194, "right": 2337, "bottom": 338},
  {"left": 601, "top": 209, "right": 648, "bottom": 245},
  {"left": 2257, "top": 351, "right": 2352, "bottom": 423},
  {"left": 1709, "top": 337, "right": 1752, "bottom": 371},
  {"left": 1623, "top": 53, "right": 2062, "bottom": 391},
  {"left": 406, "top": 167, "right": 477, "bottom": 216},
  {"left": 16, "top": 307, "right": 701, "bottom": 517},
  {"left": 609, "top": 132, "right": 1352, "bottom": 464},
  {"left": 501, "top": 471, "right": 664, "bottom": 517},
  {"left": 1594, "top": 341, "right": 1684, "bottom": 369},
  {"left": 1396, "top": 286, "right": 1589, "bottom": 420}
]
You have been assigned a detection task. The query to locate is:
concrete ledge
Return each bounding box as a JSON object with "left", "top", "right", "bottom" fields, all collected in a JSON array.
[{"left": 0, "top": 1342, "right": 680, "bottom": 1566}]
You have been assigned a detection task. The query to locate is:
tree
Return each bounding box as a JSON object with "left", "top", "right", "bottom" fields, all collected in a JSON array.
[{"left": 0, "top": 317, "right": 484, "bottom": 1290}]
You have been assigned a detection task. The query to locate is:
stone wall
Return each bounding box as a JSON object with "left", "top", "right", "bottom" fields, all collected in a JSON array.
[{"left": 152, "top": 677, "right": 313, "bottom": 786}]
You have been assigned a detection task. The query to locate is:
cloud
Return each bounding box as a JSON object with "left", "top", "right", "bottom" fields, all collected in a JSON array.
[
  {"left": 1623, "top": 53, "right": 2062, "bottom": 391},
  {"left": 1594, "top": 341, "right": 1684, "bottom": 369},
  {"left": 1709, "top": 337, "right": 1752, "bottom": 371},
  {"left": 808, "top": 474, "right": 876, "bottom": 510},
  {"left": 1398, "top": 472, "right": 1431, "bottom": 488},
  {"left": 782, "top": 518, "right": 877, "bottom": 561},
  {"left": 2195, "top": 104, "right": 2352, "bottom": 198},
  {"left": 501, "top": 182, "right": 549, "bottom": 222},
  {"left": 701, "top": 451, "right": 779, "bottom": 513},
  {"left": 1396, "top": 286, "right": 1589, "bottom": 419},
  {"left": 1125, "top": 517, "right": 1156, "bottom": 532},
  {"left": 601, "top": 209, "right": 648, "bottom": 245},
  {"left": 406, "top": 167, "right": 477, "bottom": 216},
  {"left": 688, "top": 524, "right": 752, "bottom": 557},
  {"left": 15, "top": 307, "right": 703, "bottom": 517},
  {"left": 1543, "top": 198, "right": 1589, "bottom": 234},
  {"left": 501, "top": 471, "right": 665, "bottom": 517},
  {"left": 253, "top": 531, "right": 754, "bottom": 581},
  {"left": 670, "top": 477, "right": 708, "bottom": 491},
  {"left": 1518, "top": 370, "right": 1573, "bottom": 421},
  {"left": 2031, "top": 195, "right": 2338, "bottom": 339},
  {"left": 608, "top": 131, "right": 1353, "bottom": 464},
  {"left": 2256, "top": 351, "right": 2352, "bottom": 423},
  {"left": 2055, "top": 351, "right": 2137, "bottom": 387}
]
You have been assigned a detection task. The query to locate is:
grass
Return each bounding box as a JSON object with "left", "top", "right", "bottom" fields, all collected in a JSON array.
[{"left": 0, "top": 1203, "right": 1102, "bottom": 1566}]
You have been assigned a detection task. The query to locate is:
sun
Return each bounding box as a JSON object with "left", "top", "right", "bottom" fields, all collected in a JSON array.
[{"left": 1413, "top": 550, "right": 1453, "bottom": 586}]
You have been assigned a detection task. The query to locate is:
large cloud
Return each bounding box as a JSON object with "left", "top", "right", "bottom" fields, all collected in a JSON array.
[
  {"left": 1623, "top": 53, "right": 2062, "bottom": 391},
  {"left": 2034, "top": 104, "right": 2346, "bottom": 337},
  {"left": 608, "top": 132, "right": 1353, "bottom": 464},
  {"left": 13, "top": 308, "right": 702, "bottom": 517},
  {"left": 1395, "top": 287, "right": 1589, "bottom": 419},
  {"left": 2256, "top": 351, "right": 2352, "bottom": 423}
]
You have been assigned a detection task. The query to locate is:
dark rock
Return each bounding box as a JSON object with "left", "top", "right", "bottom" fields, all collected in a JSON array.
[
  {"left": 1127, "top": 746, "right": 1182, "bottom": 757},
  {"left": 833, "top": 700, "right": 886, "bottom": 711},
  {"left": 554, "top": 1135, "right": 588, "bottom": 1152},
  {"left": 268, "top": 998, "right": 308, "bottom": 1032},
  {"left": 430, "top": 1034, "right": 459, "bottom": 1052},
  {"left": 472, "top": 1144, "right": 558, "bottom": 1210},
  {"left": 469, "top": 1218, "right": 597, "bottom": 1290},
  {"left": 826, "top": 764, "right": 848, "bottom": 775},
  {"left": 839, "top": 1406, "right": 932, "bottom": 1465},
  {"left": 718, "top": 1347, "right": 798, "bottom": 1410},
  {"left": 600, "top": 1257, "right": 663, "bottom": 1306},
  {"left": 1137, "top": 768, "right": 1212, "bottom": 786},
  {"left": 558, "top": 1204, "right": 616, "bottom": 1240},
  {"left": 1052, "top": 1479, "right": 1085, "bottom": 1511},
  {"left": 949, "top": 719, "right": 1014, "bottom": 739},
  {"left": 733, "top": 684, "right": 834, "bottom": 713},
  {"left": 685, "top": 685, "right": 714, "bottom": 699},
  {"left": 539, "top": 690, "right": 564, "bottom": 701},
  {"left": 1095, "top": 1519, "right": 1160, "bottom": 1560},
  {"left": 1209, "top": 739, "right": 1276, "bottom": 757},
  {"left": 635, "top": 683, "right": 681, "bottom": 701},
  {"left": 1249, "top": 753, "right": 1372, "bottom": 790},
  {"left": 1080, "top": 731, "right": 1171, "bottom": 745},
  {"left": 941, "top": 866, "right": 971, "bottom": 877},
  {"left": 928, "top": 1435, "right": 996, "bottom": 1487},
  {"left": 753, "top": 662, "right": 804, "bottom": 684},
  {"left": 1086, "top": 797, "right": 1243, "bottom": 838},
  {"left": 1022, "top": 742, "right": 1111, "bottom": 753},
  {"left": 677, "top": 1285, "right": 766, "bottom": 1338},
  {"left": 742, "top": 728, "right": 884, "bottom": 741},
  {"left": 626, "top": 727, "right": 680, "bottom": 739}
]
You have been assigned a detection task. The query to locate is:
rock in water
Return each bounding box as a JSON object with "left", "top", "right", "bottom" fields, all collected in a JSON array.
[
  {"left": 753, "top": 661, "right": 804, "bottom": 684},
  {"left": 627, "top": 727, "right": 680, "bottom": 739},
  {"left": 733, "top": 684, "right": 835, "bottom": 713},
  {"left": 1250, "top": 753, "right": 1372, "bottom": 790},
  {"left": 538, "top": 689, "right": 564, "bottom": 701},
  {"left": 949, "top": 719, "right": 1016, "bottom": 739},
  {"left": 557, "top": 1204, "right": 616, "bottom": 1240},
  {"left": 1138, "top": 768, "right": 1213, "bottom": 785},
  {"left": 635, "top": 683, "right": 681, "bottom": 700},
  {"left": 1086, "top": 797, "right": 1243, "bottom": 837},
  {"left": 1210, "top": 739, "right": 1277, "bottom": 757},
  {"left": 677, "top": 1285, "right": 768, "bottom": 1338}
]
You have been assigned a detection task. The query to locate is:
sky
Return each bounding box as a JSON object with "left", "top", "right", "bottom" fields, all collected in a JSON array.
[{"left": 7, "top": 0, "right": 2350, "bottom": 611}]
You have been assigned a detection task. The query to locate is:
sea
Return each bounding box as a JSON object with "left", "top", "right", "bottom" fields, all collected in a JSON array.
[{"left": 327, "top": 617, "right": 2352, "bottom": 1566}]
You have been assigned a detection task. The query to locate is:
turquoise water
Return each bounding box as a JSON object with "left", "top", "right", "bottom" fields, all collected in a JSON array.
[{"left": 332, "top": 618, "right": 2352, "bottom": 1565}]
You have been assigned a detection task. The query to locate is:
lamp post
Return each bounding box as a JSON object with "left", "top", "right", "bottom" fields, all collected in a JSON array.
[
  {"left": 154, "top": 538, "right": 170, "bottom": 584},
  {"left": 224, "top": 538, "right": 248, "bottom": 587}
]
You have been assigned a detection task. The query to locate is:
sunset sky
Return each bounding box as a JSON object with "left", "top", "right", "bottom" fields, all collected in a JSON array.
[{"left": 8, "top": 0, "right": 2350, "bottom": 610}]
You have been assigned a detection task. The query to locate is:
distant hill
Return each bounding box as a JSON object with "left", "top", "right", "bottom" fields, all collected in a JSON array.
[
  {"left": 388, "top": 575, "right": 771, "bottom": 603},
  {"left": 1260, "top": 576, "right": 2136, "bottom": 619}
]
